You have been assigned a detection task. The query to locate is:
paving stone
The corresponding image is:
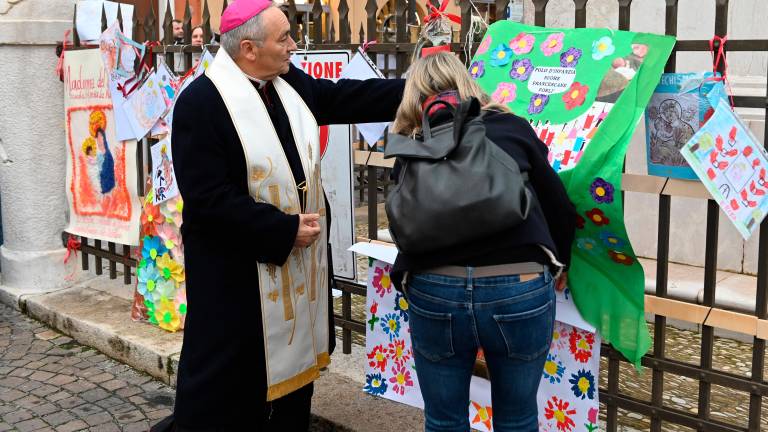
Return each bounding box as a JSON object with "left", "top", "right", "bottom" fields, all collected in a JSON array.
[
  {"left": 61, "top": 381, "right": 96, "bottom": 394},
  {"left": 83, "top": 412, "right": 113, "bottom": 427},
  {"left": 146, "top": 408, "right": 172, "bottom": 420},
  {"left": 54, "top": 419, "right": 88, "bottom": 432},
  {"left": 39, "top": 364, "right": 66, "bottom": 374},
  {"left": 29, "top": 403, "right": 59, "bottom": 417},
  {"left": 79, "top": 387, "right": 111, "bottom": 404},
  {"left": 0, "top": 376, "right": 26, "bottom": 389},
  {"left": 2, "top": 408, "right": 33, "bottom": 424},
  {"left": 115, "top": 409, "right": 146, "bottom": 424},
  {"left": 28, "top": 371, "right": 56, "bottom": 382},
  {"left": 115, "top": 386, "right": 143, "bottom": 398},
  {"left": 89, "top": 422, "right": 121, "bottom": 432},
  {"left": 100, "top": 379, "right": 127, "bottom": 392},
  {"left": 46, "top": 375, "right": 76, "bottom": 387},
  {"left": 0, "top": 422, "right": 13, "bottom": 431},
  {"left": 88, "top": 373, "right": 114, "bottom": 384},
  {"left": 0, "top": 388, "right": 26, "bottom": 402},
  {"left": 45, "top": 392, "right": 71, "bottom": 403},
  {"left": 17, "top": 380, "right": 44, "bottom": 393},
  {"left": 14, "top": 418, "right": 48, "bottom": 432},
  {"left": 9, "top": 368, "right": 35, "bottom": 378},
  {"left": 30, "top": 384, "right": 59, "bottom": 398},
  {"left": 69, "top": 404, "right": 100, "bottom": 419},
  {"left": 57, "top": 396, "right": 86, "bottom": 410},
  {"left": 14, "top": 395, "right": 44, "bottom": 410},
  {"left": 122, "top": 420, "right": 150, "bottom": 432},
  {"left": 42, "top": 411, "right": 75, "bottom": 427},
  {"left": 94, "top": 397, "right": 124, "bottom": 410}
]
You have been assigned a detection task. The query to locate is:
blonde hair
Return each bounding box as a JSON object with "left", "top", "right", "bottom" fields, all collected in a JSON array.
[{"left": 391, "top": 52, "right": 508, "bottom": 136}]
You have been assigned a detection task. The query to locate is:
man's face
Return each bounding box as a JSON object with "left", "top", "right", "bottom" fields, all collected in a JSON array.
[
  {"left": 172, "top": 22, "right": 184, "bottom": 39},
  {"left": 244, "top": 8, "right": 297, "bottom": 79}
]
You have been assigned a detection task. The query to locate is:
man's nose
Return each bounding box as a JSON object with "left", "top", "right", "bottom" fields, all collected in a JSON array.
[{"left": 288, "top": 37, "right": 297, "bottom": 52}]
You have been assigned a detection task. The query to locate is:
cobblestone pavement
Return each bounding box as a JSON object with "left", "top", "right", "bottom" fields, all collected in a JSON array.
[{"left": 0, "top": 303, "right": 175, "bottom": 431}]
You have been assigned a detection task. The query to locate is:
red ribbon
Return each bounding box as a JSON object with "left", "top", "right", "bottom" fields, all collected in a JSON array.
[
  {"left": 63, "top": 234, "right": 81, "bottom": 264},
  {"left": 423, "top": 0, "right": 461, "bottom": 25},
  {"left": 361, "top": 39, "right": 377, "bottom": 52},
  {"left": 704, "top": 35, "right": 735, "bottom": 109},
  {"left": 56, "top": 30, "right": 72, "bottom": 81}
]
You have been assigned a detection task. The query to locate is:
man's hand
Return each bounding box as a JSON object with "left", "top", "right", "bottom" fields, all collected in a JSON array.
[
  {"left": 555, "top": 272, "right": 568, "bottom": 292},
  {"left": 294, "top": 213, "right": 321, "bottom": 248}
]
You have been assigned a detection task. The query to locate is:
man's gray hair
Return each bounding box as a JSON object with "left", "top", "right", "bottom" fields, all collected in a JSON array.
[{"left": 220, "top": 2, "right": 275, "bottom": 57}]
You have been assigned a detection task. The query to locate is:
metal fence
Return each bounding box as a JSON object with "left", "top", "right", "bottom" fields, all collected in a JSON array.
[{"left": 61, "top": 0, "right": 768, "bottom": 430}]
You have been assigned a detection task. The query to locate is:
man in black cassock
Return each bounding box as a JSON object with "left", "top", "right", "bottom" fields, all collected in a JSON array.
[{"left": 151, "top": 2, "right": 404, "bottom": 431}]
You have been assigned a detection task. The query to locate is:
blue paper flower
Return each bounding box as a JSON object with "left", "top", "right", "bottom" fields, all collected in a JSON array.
[
  {"left": 592, "top": 36, "right": 615, "bottom": 60},
  {"left": 142, "top": 235, "right": 168, "bottom": 262},
  {"left": 137, "top": 263, "right": 161, "bottom": 299},
  {"left": 489, "top": 44, "right": 514, "bottom": 67},
  {"left": 364, "top": 373, "right": 388, "bottom": 395},
  {"left": 599, "top": 230, "right": 626, "bottom": 249}
]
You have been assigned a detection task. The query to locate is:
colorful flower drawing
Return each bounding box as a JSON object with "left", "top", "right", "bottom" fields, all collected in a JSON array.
[
  {"left": 156, "top": 253, "right": 185, "bottom": 286},
  {"left": 489, "top": 44, "right": 514, "bottom": 67},
  {"left": 367, "top": 344, "right": 388, "bottom": 372},
  {"left": 368, "top": 301, "right": 380, "bottom": 331},
  {"left": 585, "top": 208, "right": 610, "bottom": 226},
  {"left": 142, "top": 235, "right": 168, "bottom": 261},
  {"left": 609, "top": 250, "right": 635, "bottom": 266},
  {"left": 585, "top": 407, "right": 599, "bottom": 432},
  {"left": 569, "top": 328, "right": 595, "bottom": 363},
  {"left": 387, "top": 338, "right": 412, "bottom": 367},
  {"left": 528, "top": 94, "right": 550, "bottom": 115},
  {"left": 469, "top": 61, "right": 485, "bottom": 79},
  {"left": 509, "top": 32, "right": 535, "bottom": 55},
  {"left": 576, "top": 214, "right": 585, "bottom": 230},
  {"left": 381, "top": 313, "right": 402, "bottom": 340},
  {"left": 541, "top": 32, "right": 564, "bottom": 56},
  {"left": 154, "top": 298, "right": 181, "bottom": 332},
  {"left": 141, "top": 203, "right": 165, "bottom": 236},
  {"left": 600, "top": 231, "right": 626, "bottom": 249},
  {"left": 471, "top": 401, "right": 493, "bottom": 430},
  {"left": 364, "top": 373, "right": 388, "bottom": 395},
  {"left": 576, "top": 238, "right": 600, "bottom": 255},
  {"left": 562, "top": 82, "right": 589, "bottom": 110},
  {"left": 492, "top": 82, "right": 517, "bottom": 105},
  {"left": 592, "top": 36, "right": 616, "bottom": 60},
  {"left": 551, "top": 323, "right": 570, "bottom": 351},
  {"left": 560, "top": 47, "right": 582, "bottom": 68},
  {"left": 589, "top": 177, "right": 615, "bottom": 204},
  {"left": 543, "top": 353, "right": 566, "bottom": 384},
  {"left": 510, "top": 58, "right": 534, "bottom": 81},
  {"left": 544, "top": 396, "right": 577, "bottom": 432},
  {"left": 137, "top": 263, "right": 160, "bottom": 300},
  {"left": 477, "top": 35, "right": 492, "bottom": 55},
  {"left": 373, "top": 265, "right": 393, "bottom": 298},
  {"left": 388, "top": 364, "right": 414, "bottom": 395},
  {"left": 569, "top": 369, "right": 596, "bottom": 400},
  {"left": 394, "top": 293, "right": 409, "bottom": 322}
]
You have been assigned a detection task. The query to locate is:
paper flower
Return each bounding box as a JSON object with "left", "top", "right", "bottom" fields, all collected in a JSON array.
[
  {"left": 364, "top": 373, "right": 388, "bottom": 395},
  {"left": 491, "top": 82, "right": 517, "bottom": 105},
  {"left": 528, "top": 94, "right": 549, "bottom": 115},
  {"left": 477, "top": 35, "right": 492, "bottom": 55},
  {"left": 151, "top": 277, "right": 177, "bottom": 303},
  {"left": 569, "top": 327, "right": 595, "bottom": 363},
  {"left": 600, "top": 231, "right": 626, "bottom": 249},
  {"left": 469, "top": 61, "right": 485, "bottom": 79},
  {"left": 509, "top": 58, "right": 533, "bottom": 81},
  {"left": 161, "top": 196, "right": 184, "bottom": 227},
  {"left": 609, "top": 250, "right": 634, "bottom": 266},
  {"left": 589, "top": 177, "right": 615, "bottom": 204},
  {"left": 562, "top": 82, "right": 589, "bottom": 110},
  {"left": 388, "top": 364, "right": 414, "bottom": 396},
  {"left": 489, "top": 44, "right": 513, "bottom": 67},
  {"left": 541, "top": 32, "right": 564, "bottom": 56},
  {"left": 576, "top": 238, "right": 600, "bottom": 255},
  {"left": 141, "top": 204, "right": 165, "bottom": 236},
  {"left": 509, "top": 32, "right": 535, "bottom": 55},
  {"left": 141, "top": 236, "right": 168, "bottom": 261},
  {"left": 543, "top": 353, "right": 566, "bottom": 384},
  {"left": 156, "top": 253, "right": 185, "bottom": 286},
  {"left": 137, "top": 263, "right": 161, "bottom": 300},
  {"left": 144, "top": 298, "right": 157, "bottom": 324},
  {"left": 154, "top": 298, "right": 182, "bottom": 332},
  {"left": 156, "top": 223, "right": 183, "bottom": 260},
  {"left": 592, "top": 36, "right": 615, "bottom": 60},
  {"left": 585, "top": 208, "right": 609, "bottom": 226},
  {"left": 367, "top": 344, "right": 388, "bottom": 372},
  {"left": 560, "top": 47, "right": 582, "bottom": 68},
  {"left": 569, "top": 369, "right": 596, "bottom": 400},
  {"left": 576, "top": 214, "right": 585, "bottom": 229},
  {"left": 380, "top": 313, "right": 401, "bottom": 340},
  {"left": 386, "top": 339, "right": 412, "bottom": 367},
  {"left": 544, "top": 396, "right": 577, "bottom": 432},
  {"left": 373, "top": 265, "right": 392, "bottom": 297},
  {"left": 176, "top": 288, "right": 187, "bottom": 318}
]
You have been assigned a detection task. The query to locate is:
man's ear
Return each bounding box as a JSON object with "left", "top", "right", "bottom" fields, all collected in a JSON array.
[{"left": 240, "top": 40, "right": 258, "bottom": 61}]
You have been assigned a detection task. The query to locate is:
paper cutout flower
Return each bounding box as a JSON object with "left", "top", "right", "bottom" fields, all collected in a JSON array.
[
  {"left": 471, "top": 401, "right": 493, "bottom": 430},
  {"left": 592, "top": 36, "right": 616, "bottom": 60},
  {"left": 388, "top": 364, "right": 414, "bottom": 395},
  {"left": 141, "top": 236, "right": 168, "bottom": 262},
  {"left": 156, "top": 223, "right": 183, "bottom": 260},
  {"left": 589, "top": 177, "right": 615, "bottom": 204},
  {"left": 141, "top": 203, "right": 165, "bottom": 236},
  {"left": 137, "top": 263, "right": 161, "bottom": 300},
  {"left": 176, "top": 288, "right": 187, "bottom": 318},
  {"left": 154, "top": 299, "right": 181, "bottom": 332},
  {"left": 491, "top": 82, "right": 517, "bottom": 105},
  {"left": 381, "top": 313, "right": 401, "bottom": 340},
  {"left": 477, "top": 35, "right": 492, "bottom": 55},
  {"left": 600, "top": 231, "right": 626, "bottom": 249},
  {"left": 543, "top": 353, "right": 566, "bottom": 384},
  {"left": 161, "top": 196, "right": 184, "bottom": 227},
  {"left": 386, "top": 338, "right": 412, "bottom": 367},
  {"left": 156, "top": 253, "right": 185, "bottom": 286},
  {"left": 585, "top": 208, "right": 609, "bottom": 226},
  {"left": 576, "top": 214, "right": 585, "bottom": 230},
  {"left": 528, "top": 94, "right": 549, "bottom": 115},
  {"left": 364, "top": 373, "right": 388, "bottom": 395},
  {"left": 367, "top": 344, "right": 388, "bottom": 372},
  {"left": 562, "top": 82, "right": 589, "bottom": 110},
  {"left": 569, "top": 327, "right": 595, "bottom": 363},
  {"left": 509, "top": 58, "right": 533, "bottom": 81},
  {"left": 609, "top": 250, "right": 634, "bottom": 266},
  {"left": 373, "top": 265, "right": 392, "bottom": 297},
  {"left": 144, "top": 299, "right": 157, "bottom": 324},
  {"left": 576, "top": 238, "right": 600, "bottom": 255},
  {"left": 569, "top": 369, "right": 596, "bottom": 400},
  {"left": 489, "top": 44, "right": 513, "bottom": 67},
  {"left": 541, "top": 32, "right": 564, "bottom": 56},
  {"left": 393, "top": 293, "right": 409, "bottom": 322},
  {"left": 509, "top": 32, "right": 535, "bottom": 55},
  {"left": 560, "top": 47, "right": 582, "bottom": 68},
  {"left": 544, "top": 396, "right": 577, "bottom": 432},
  {"left": 150, "top": 277, "right": 177, "bottom": 303},
  {"left": 469, "top": 61, "right": 485, "bottom": 79}
]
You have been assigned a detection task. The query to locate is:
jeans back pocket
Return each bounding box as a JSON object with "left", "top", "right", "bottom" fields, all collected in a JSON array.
[
  {"left": 407, "top": 301, "right": 454, "bottom": 362},
  {"left": 493, "top": 300, "right": 553, "bottom": 361}
]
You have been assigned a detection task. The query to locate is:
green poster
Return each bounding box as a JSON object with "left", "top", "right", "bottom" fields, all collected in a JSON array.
[{"left": 471, "top": 22, "right": 674, "bottom": 366}]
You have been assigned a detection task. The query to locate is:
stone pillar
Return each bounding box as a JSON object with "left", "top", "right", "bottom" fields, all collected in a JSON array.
[{"left": 0, "top": 0, "right": 79, "bottom": 291}]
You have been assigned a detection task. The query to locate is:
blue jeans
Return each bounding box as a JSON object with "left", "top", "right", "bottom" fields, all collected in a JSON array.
[{"left": 405, "top": 269, "right": 555, "bottom": 432}]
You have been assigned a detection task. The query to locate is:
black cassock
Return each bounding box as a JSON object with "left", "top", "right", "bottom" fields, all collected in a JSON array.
[{"left": 166, "top": 64, "right": 404, "bottom": 430}]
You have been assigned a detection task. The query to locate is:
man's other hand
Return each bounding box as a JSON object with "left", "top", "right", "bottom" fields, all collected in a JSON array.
[{"left": 294, "top": 213, "right": 321, "bottom": 248}]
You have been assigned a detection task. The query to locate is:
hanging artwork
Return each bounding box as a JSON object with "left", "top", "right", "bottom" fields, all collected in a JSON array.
[
  {"left": 471, "top": 22, "right": 674, "bottom": 366},
  {"left": 123, "top": 71, "right": 168, "bottom": 140},
  {"left": 64, "top": 48, "right": 141, "bottom": 245},
  {"left": 150, "top": 138, "right": 179, "bottom": 205}
]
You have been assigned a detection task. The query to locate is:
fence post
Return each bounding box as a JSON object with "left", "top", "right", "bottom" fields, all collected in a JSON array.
[
  {"left": 202, "top": 0, "right": 212, "bottom": 46},
  {"left": 573, "top": 0, "right": 587, "bottom": 28},
  {"left": 286, "top": 0, "right": 299, "bottom": 42},
  {"left": 531, "top": 0, "right": 548, "bottom": 27},
  {"left": 617, "top": 0, "right": 632, "bottom": 30},
  {"left": 338, "top": 0, "right": 351, "bottom": 44},
  {"left": 312, "top": 0, "right": 324, "bottom": 44}
]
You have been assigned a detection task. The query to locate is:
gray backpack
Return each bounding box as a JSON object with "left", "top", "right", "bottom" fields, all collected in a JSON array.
[{"left": 384, "top": 97, "right": 533, "bottom": 254}]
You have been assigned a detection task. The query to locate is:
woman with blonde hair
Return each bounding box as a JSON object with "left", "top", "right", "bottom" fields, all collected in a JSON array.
[{"left": 389, "top": 52, "right": 576, "bottom": 432}]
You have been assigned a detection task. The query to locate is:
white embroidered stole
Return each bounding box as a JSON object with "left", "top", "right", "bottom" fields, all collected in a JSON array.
[{"left": 206, "top": 47, "right": 329, "bottom": 401}]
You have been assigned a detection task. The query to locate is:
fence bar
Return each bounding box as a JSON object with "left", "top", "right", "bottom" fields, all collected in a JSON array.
[
  {"left": 94, "top": 240, "right": 103, "bottom": 275},
  {"left": 108, "top": 242, "right": 117, "bottom": 279},
  {"left": 123, "top": 245, "right": 132, "bottom": 284},
  {"left": 618, "top": 0, "right": 632, "bottom": 31},
  {"left": 81, "top": 237, "right": 89, "bottom": 271},
  {"left": 574, "top": 0, "right": 587, "bottom": 28}
]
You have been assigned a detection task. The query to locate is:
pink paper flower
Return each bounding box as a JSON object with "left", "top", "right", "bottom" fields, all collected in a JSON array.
[
  {"left": 540, "top": 32, "right": 564, "bottom": 56},
  {"left": 509, "top": 32, "right": 535, "bottom": 55},
  {"left": 491, "top": 82, "right": 517, "bottom": 105},
  {"left": 477, "top": 35, "right": 492, "bottom": 55}
]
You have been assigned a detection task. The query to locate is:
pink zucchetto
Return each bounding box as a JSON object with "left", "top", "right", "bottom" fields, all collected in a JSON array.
[{"left": 220, "top": 0, "right": 272, "bottom": 34}]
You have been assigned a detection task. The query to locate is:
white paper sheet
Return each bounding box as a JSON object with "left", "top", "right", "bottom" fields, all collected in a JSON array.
[
  {"left": 339, "top": 49, "right": 391, "bottom": 147},
  {"left": 76, "top": 0, "right": 134, "bottom": 42}
]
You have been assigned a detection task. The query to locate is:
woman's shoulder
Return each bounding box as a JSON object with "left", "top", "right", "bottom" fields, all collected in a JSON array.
[{"left": 481, "top": 110, "right": 537, "bottom": 138}]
